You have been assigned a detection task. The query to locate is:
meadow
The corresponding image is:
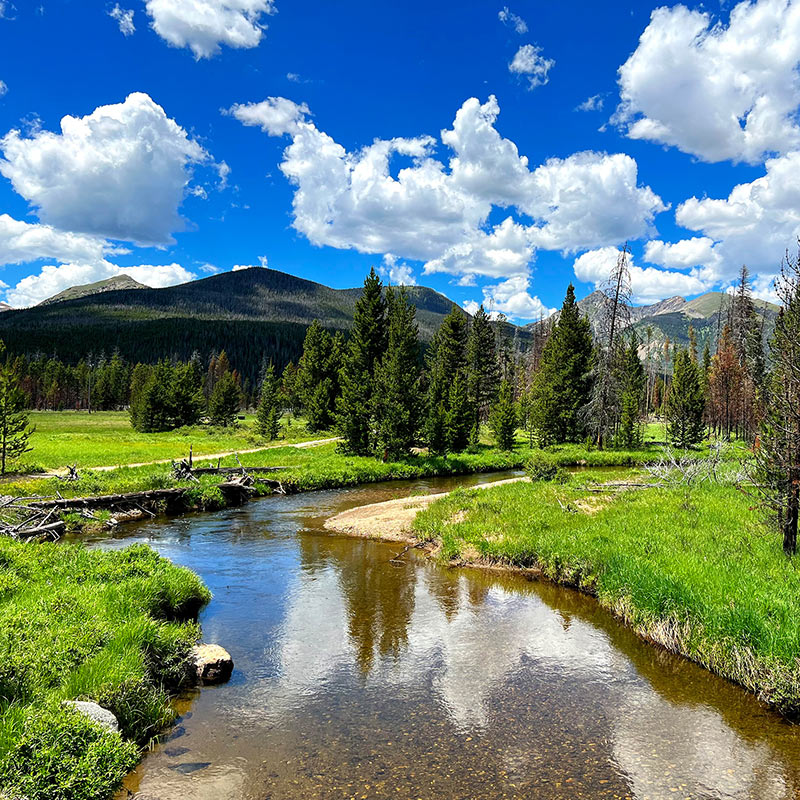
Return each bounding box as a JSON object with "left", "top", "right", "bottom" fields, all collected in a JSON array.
[{"left": 21, "top": 410, "right": 332, "bottom": 471}]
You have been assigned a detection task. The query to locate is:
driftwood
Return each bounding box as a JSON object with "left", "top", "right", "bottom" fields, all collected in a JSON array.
[
  {"left": 30, "top": 488, "right": 187, "bottom": 510},
  {"left": 190, "top": 465, "right": 287, "bottom": 476}
]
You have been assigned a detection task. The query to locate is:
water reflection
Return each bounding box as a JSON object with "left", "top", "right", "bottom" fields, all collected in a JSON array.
[{"left": 98, "top": 475, "right": 800, "bottom": 800}]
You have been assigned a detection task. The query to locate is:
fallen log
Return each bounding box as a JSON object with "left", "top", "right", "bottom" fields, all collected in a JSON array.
[
  {"left": 17, "top": 521, "right": 66, "bottom": 540},
  {"left": 30, "top": 488, "right": 188, "bottom": 510},
  {"left": 190, "top": 466, "right": 288, "bottom": 476}
]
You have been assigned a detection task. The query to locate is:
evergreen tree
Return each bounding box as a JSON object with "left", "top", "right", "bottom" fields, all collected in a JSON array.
[
  {"left": 466, "top": 305, "right": 499, "bottom": 440},
  {"left": 373, "top": 288, "right": 420, "bottom": 458},
  {"left": 171, "top": 361, "right": 206, "bottom": 427},
  {"left": 0, "top": 351, "right": 32, "bottom": 474},
  {"left": 424, "top": 308, "right": 470, "bottom": 453},
  {"left": 337, "top": 268, "right": 387, "bottom": 454},
  {"left": 298, "top": 321, "right": 340, "bottom": 432},
  {"left": 130, "top": 361, "right": 174, "bottom": 432},
  {"left": 615, "top": 334, "right": 645, "bottom": 449},
  {"left": 489, "top": 378, "right": 518, "bottom": 450},
  {"left": 280, "top": 361, "right": 302, "bottom": 416},
  {"left": 208, "top": 371, "right": 242, "bottom": 427},
  {"left": 530, "top": 285, "right": 594, "bottom": 445},
  {"left": 255, "top": 363, "right": 281, "bottom": 440},
  {"left": 666, "top": 349, "right": 705, "bottom": 448},
  {"left": 755, "top": 253, "right": 800, "bottom": 554}
]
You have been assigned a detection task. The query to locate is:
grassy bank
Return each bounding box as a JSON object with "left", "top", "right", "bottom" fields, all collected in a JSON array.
[
  {"left": 21, "top": 410, "right": 333, "bottom": 470},
  {"left": 0, "top": 539, "right": 210, "bottom": 800},
  {"left": 412, "top": 473, "right": 800, "bottom": 714}
]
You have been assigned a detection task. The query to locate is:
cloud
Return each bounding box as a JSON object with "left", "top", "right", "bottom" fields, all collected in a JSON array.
[
  {"left": 480, "top": 274, "right": 555, "bottom": 319},
  {"left": 108, "top": 4, "right": 135, "bottom": 36},
  {"left": 379, "top": 254, "right": 417, "bottom": 286},
  {"left": 573, "top": 246, "right": 711, "bottom": 305},
  {"left": 509, "top": 44, "right": 554, "bottom": 89},
  {"left": 0, "top": 81, "right": 6, "bottom": 98},
  {"left": 0, "top": 214, "right": 122, "bottom": 266},
  {"left": 233, "top": 95, "right": 664, "bottom": 288},
  {"left": 575, "top": 94, "right": 603, "bottom": 112},
  {"left": 614, "top": 0, "right": 800, "bottom": 164},
  {"left": 6, "top": 260, "right": 194, "bottom": 307},
  {"left": 0, "top": 92, "right": 209, "bottom": 246},
  {"left": 146, "top": 0, "right": 276, "bottom": 59},
  {"left": 498, "top": 6, "right": 527, "bottom": 34}
]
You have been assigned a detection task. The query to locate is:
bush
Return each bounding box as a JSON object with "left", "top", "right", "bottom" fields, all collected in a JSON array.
[
  {"left": 525, "top": 453, "right": 567, "bottom": 483},
  {"left": 0, "top": 704, "right": 139, "bottom": 800}
]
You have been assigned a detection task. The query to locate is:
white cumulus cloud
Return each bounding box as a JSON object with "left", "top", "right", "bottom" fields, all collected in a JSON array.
[
  {"left": 231, "top": 94, "right": 664, "bottom": 308},
  {"left": 108, "top": 4, "right": 135, "bottom": 35},
  {"left": 380, "top": 254, "right": 417, "bottom": 286},
  {"left": 615, "top": 0, "right": 800, "bottom": 163},
  {"left": 509, "top": 44, "right": 554, "bottom": 89},
  {"left": 0, "top": 92, "right": 209, "bottom": 246},
  {"left": 481, "top": 274, "right": 555, "bottom": 319},
  {"left": 575, "top": 94, "right": 603, "bottom": 112},
  {"left": 146, "top": 0, "right": 276, "bottom": 59},
  {"left": 0, "top": 81, "right": 7, "bottom": 98},
  {"left": 6, "top": 260, "right": 194, "bottom": 307}
]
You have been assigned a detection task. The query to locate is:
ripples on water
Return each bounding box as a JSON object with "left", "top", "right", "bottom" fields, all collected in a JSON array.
[{"left": 82, "top": 472, "right": 800, "bottom": 800}]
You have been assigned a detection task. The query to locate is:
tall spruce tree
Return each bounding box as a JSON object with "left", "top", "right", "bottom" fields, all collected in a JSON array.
[
  {"left": 666, "top": 348, "right": 705, "bottom": 448},
  {"left": 255, "top": 363, "right": 282, "bottom": 440},
  {"left": 337, "top": 268, "right": 387, "bottom": 454},
  {"left": 130, "top": 360, "right": 174, "bottom": 432},
  {"left": 298, "top": 321, "right": 341, "bottom": 432},
  {"left": 209, "top": 371, "right": 242, "bottom": 427},
  {"left": 466, "top": 305, "right": 500, "bottom": 441},
  {"left": 373, "top": 288, "right": 420, "bottom": 458},
  {"left": 171, "top": 361, "right": 206, "bottom": 427},
  {"left": 0, "top": 350, "right": 32, "bottom": 474},
  {"left": 615, "top": 334, "right": 645, "bottom": 449},
  {"left": 755, "top": 253, "right": 800, "bottom": 554},
  {"left": 530, "top": 284, "right": 594, "bottom": 445},
  {"left": 425, "top": 307, "right": 471, "bottom": 453},
  {"left": 489, "top": 378, "right": 517, "bottom": 450}
]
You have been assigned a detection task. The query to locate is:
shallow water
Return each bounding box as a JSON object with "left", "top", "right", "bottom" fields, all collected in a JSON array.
[{"left": 83, "top": 471, "right": 800, "bottom": 800}]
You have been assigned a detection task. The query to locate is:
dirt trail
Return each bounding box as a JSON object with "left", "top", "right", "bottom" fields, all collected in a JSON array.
[{"left": 324, "top": 476, "right": 527, "bottom": 543}]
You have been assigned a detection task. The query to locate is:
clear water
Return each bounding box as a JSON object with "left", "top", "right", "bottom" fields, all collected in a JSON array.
[{"left": 80, "top": 471, "right": 800, "bottom": 800}]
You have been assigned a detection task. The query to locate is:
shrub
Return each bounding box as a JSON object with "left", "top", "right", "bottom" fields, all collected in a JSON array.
[{"left": 525, "top": 453, "right": 566, "bottom": 482}]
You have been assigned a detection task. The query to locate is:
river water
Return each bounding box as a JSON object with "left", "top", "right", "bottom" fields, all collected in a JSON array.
[{"left": 83, "top": 471, "right": 800, "bottom": 800}]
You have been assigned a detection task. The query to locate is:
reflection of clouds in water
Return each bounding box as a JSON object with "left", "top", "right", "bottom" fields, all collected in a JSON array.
[
  {"left": 127, "top": 759, "right": 248, "bottom": 800},
  {"left": 613, "top": 691, "right": 790, "bottom": 800}
]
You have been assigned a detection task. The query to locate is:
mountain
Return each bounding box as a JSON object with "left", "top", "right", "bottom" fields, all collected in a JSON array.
[
  {"left": 559, "top": 289, "right": 780, "bottom": 359},
  {"left": 39, "top": 274, "right": 148, "bottom": 306},
  {"left": 0, "top": 267, "right": 526, "bottom": 384}
]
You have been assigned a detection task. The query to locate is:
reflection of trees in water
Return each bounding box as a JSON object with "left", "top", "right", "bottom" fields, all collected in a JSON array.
[{"left": 298, "top": 533, "right": 417, "bottom": 676}]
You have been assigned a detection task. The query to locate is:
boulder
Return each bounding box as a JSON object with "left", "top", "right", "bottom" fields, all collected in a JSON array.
[
  {"left": 191, "top": 644, "right": 233, "bottom": 684},
  {"left": 63, "top": 700, "right": 119, "bottom": 733}
]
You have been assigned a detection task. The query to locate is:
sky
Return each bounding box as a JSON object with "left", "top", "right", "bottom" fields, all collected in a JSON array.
[{"left": 0, "top": 0, "right": 798, "bottom": 319}]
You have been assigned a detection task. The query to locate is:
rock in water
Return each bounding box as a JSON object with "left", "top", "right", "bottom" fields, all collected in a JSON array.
[
  {"left": 63, "top": 700, "right": 120, "bottom": 733},
  {"left": 192, "top": 644, "right": 234, "bottom": 684}
]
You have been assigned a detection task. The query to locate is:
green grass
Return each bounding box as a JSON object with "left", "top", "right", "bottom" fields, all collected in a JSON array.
[
  {"left": 413, "top": 472, "right": 800, "bottom": 714},
  {"left": 20, "top": 410, "right": 333, "bottom": 470},
  {"left": 0, "top": 539, "right": 211, "bottom": 799}
]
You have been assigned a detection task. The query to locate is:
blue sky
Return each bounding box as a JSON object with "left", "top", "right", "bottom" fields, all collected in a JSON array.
[{"left": 0, "top": 0, "right": 797, "bottom": 317}]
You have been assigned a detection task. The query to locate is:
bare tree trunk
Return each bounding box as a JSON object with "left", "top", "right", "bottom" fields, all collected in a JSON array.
[{"left": 784, "top": 476, "right": 798, "bottom": 555}]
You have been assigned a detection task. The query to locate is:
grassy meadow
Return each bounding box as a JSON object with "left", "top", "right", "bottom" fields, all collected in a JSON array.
[
  {"left": 412, "top": 470, "right": 800, "bottom": 714},
  {"left": 22, "top": 410, "right": 333, "bottom": 471},
  {"left": 0, "top": 539, "right": 210, "bottom": 800}
]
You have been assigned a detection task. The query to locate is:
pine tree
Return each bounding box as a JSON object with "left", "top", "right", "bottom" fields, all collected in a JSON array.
[
  {"left": 707, "top": 326, "right": 743, "bottom": 439},
  {"left": 0, "top": 352, "right": 32, "bottom": 474},
  {"left": 298, "top": 321, "right": 340, "bottom": 432},
  {"left": 530, "top": 285, "right": 594, "bottom": 445},
  {"left": 208, "top": 371, "right": 242, "bottom": 427},
  {"left": 172, "top": 361, "right": 206, "bottom": 427},
  {"left": 130, "top": 361, "right": 174, "bottom": 432},
  {"left": 615, "top": 334, "right": 645, "bottom": 449},
  {"left": 424, "top": 307, "right": 470, "bottom": 454},
  {"left": 373, "top": 288, "right": 420, "bottom": 458},
  {"left": 337, "top": 268, "right": 387, "bottom": 454},
  {"left": 280, "top": 361, "right": 302, "bottom": 416},
  {"left": 666, "top": 349, "right": 705, "bottom": 448},
  {"left": 489, "top": 378, "right": 517, "bottom": 450},
  {"left": 255, "top": 363, "right": 282, "bottom": 440},
  {"left": 466, "top": 305, "right": 499, "bottom": 440},
  {"left": 755, "top": 253, "right": 800, "bottom": 554}
]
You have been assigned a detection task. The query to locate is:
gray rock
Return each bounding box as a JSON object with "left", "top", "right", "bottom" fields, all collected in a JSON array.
[
  {"left": 191, "top": 643, "right": 233, "bottom": 684},
  {"left": 63, "top": 700, "right": 120, "bottom": 733}
]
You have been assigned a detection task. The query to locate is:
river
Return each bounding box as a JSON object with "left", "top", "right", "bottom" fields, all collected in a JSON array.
[{"left": 81, "top": 471, "right": 800, "bottom": 800}]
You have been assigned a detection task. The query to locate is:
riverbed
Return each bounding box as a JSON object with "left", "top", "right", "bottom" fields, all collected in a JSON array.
[{"left": 82, "top": 471, "right": 800, "bottom": 800}]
